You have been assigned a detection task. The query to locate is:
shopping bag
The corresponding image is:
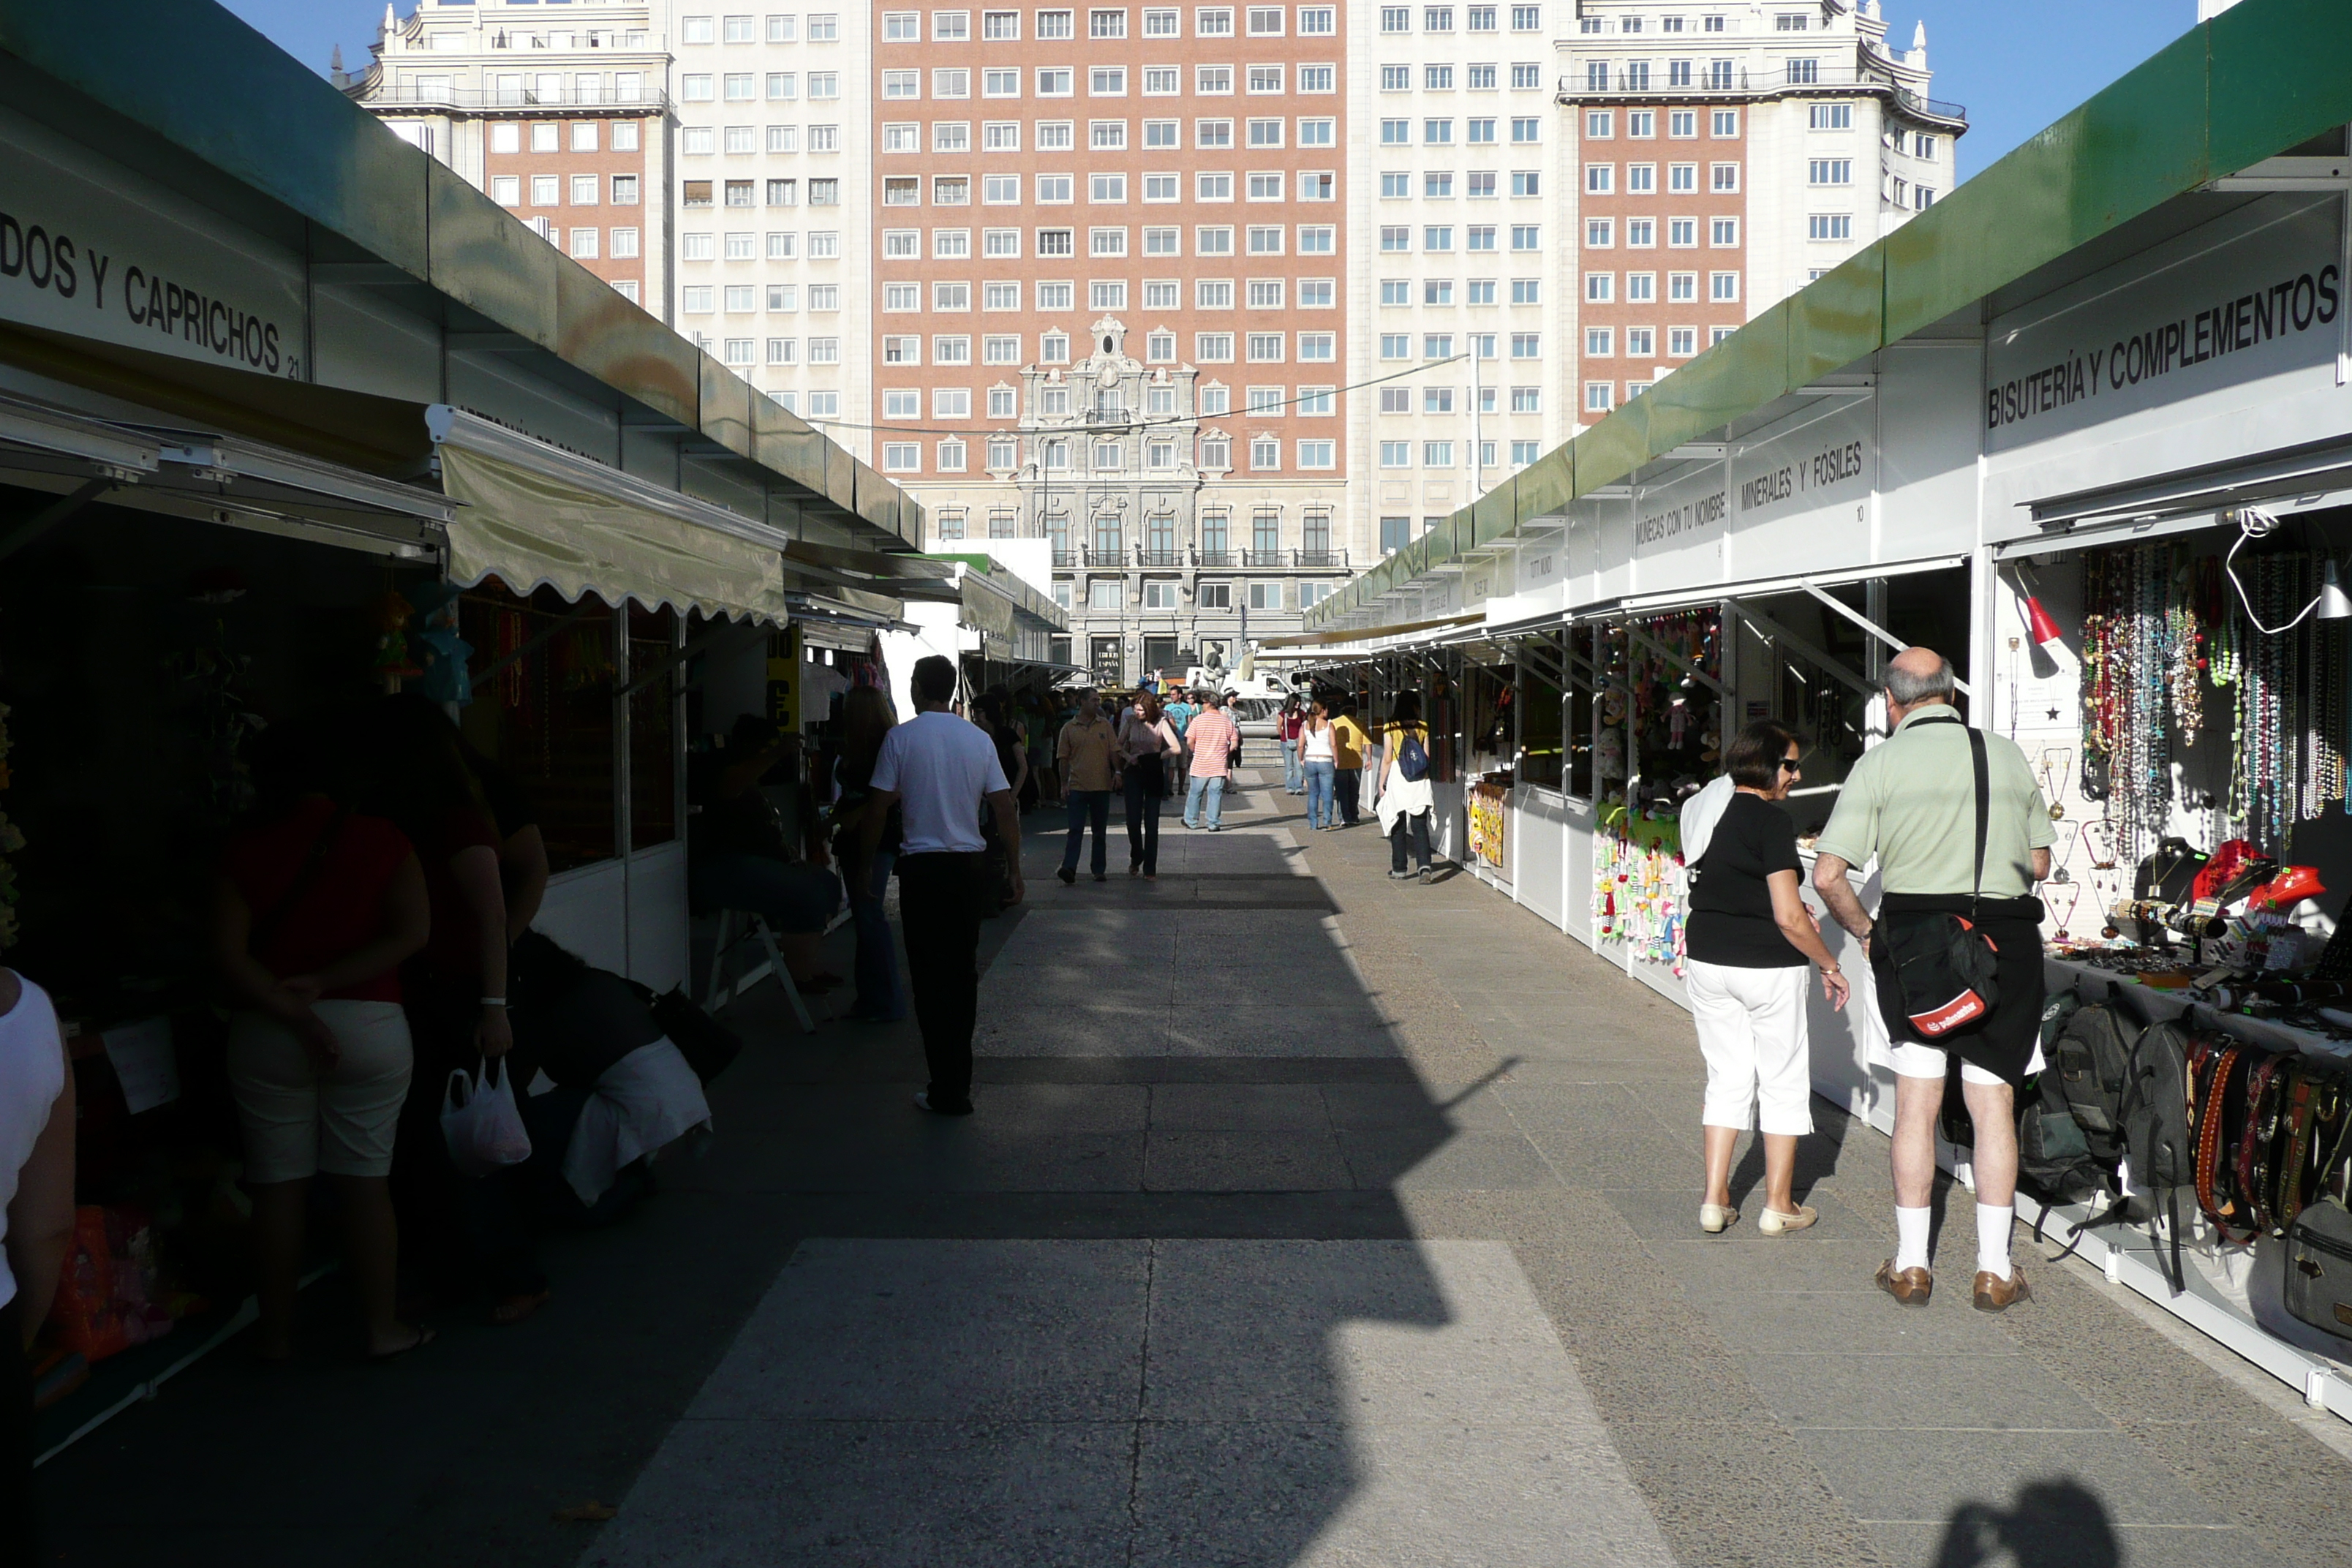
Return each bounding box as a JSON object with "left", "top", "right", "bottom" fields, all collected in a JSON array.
[{"left": 441, "top": 1055, "right": 533, "bottom": 1177}]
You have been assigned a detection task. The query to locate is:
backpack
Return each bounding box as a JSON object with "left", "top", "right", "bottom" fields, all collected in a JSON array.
[
  {"left": 2019, "top": 1085, "right": 2108, "bottom": 1205},
  {"left": 1940, "top": 988, "right": 2084, "bottom": 1155},
  {"left": 2111, "top": 1019, "right": 2196, "bottom": 1292},
  {"left": 2048, "top": 999, "right": 2138, "bottom": 1165},
  {"left": 1396, "top": 726, "right": 1430, "bottom": 783}
]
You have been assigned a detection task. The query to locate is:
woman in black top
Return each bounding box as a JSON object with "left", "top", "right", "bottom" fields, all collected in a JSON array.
[{"left": 1683, "top": 721, "right": 1850, "bottom": 1237}]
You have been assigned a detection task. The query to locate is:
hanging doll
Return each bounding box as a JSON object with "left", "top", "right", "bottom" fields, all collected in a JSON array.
[
  {"left": 404, "top": 580, "right": 475, "bottom": 706},
  {"left": 369, "top": 589, "right": 422, "bottom": 693}
]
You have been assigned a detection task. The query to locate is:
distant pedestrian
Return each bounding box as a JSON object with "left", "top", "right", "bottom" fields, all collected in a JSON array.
[
  {"left": 1681, "top": 721, "right": 1850, "bottom": 1237},
  {"left": 1812, "top": 647, "right": 2054, "bottom": 1312},
  {"left": 1300, "top": 698, "right": 1338, "bottom": 829},
  {"left": 1, "top": 965, "right": 72, "bottom": 1565},
  {"left": 1223, "top": 690, "right": 1245, "bottom": 769},
  {"left": 1164, "top": 688, "right": 1196, "bottom": 745},
  {"left": 1117, "top": 690, "right": 1182, "bottom": 878},
  {"left": 1036, "top": 695, "right": 1068, "bottom": 807},
  {"left": 1375, "top": 694, "right": 1436, "bottom": 881},
  {"left": 1182, "top": 690, "right": 1240, "bottom": 831},
  {"left": 865, "top": 655, "right": 1022, "bottom": 1117},
  {"left": 1278, "top": 696, "right": 1306, "bottom": 794},
  {"left": 1330, "top": 701, "right": 1368, "bottom": 827},
  {"left": 1055, "top": 688, "right": 1119, "bottom": 884}
]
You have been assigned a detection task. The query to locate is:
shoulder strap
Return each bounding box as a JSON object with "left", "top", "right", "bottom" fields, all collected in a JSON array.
[{"left": 1967, "top": 726, "right": 1989, "bottom": 919}]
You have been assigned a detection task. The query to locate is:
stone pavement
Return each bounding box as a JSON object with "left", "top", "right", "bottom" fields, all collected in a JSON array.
[{"left": 38, "top": 767, "right": 2352, "bottom": 1567}]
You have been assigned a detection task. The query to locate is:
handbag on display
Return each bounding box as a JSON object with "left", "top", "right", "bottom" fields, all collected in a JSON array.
[
  {"left": 1877, "top": 721, "right": 2002, "bottom": 1039},
  {"left": 2285, "top": 1092, "right": 2352, "bottom": 1339}
]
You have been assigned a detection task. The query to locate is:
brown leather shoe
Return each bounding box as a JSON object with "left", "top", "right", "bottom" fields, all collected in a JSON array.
[
  {"left": 1874, "top": 1259, "right": 1932, "bottom": 1307},
  {"left": 1972, "top": 1267, "right": 2031, "bottom": 1313}
]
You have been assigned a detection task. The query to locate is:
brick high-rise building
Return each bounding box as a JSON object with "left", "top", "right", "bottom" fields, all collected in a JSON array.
[
  {"left": 357, "top": 3, "right": 1960, "bottom": 687},
  {"left": 346, "top": 1, "right": 673, "bottom": 314},
  {"left": 864, "top": 3, "right": 1360, "bottom": 685},
  {"left": 1557, "top": 0, "right": 1960, "bottom": 419}
]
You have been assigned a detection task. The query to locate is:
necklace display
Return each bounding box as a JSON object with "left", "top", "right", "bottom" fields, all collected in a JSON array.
[{"left": 2083, "top": 543, "right": 2348, "bottom": 864}]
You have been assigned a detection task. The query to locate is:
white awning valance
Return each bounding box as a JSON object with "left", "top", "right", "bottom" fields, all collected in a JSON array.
[{"left": 429, "top": 406, "right": 789, "bottom": 624}]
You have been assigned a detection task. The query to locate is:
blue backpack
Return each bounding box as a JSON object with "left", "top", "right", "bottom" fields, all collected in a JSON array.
[{"left": 1396, "top": 727, "right": 1429, "bottom": 782}]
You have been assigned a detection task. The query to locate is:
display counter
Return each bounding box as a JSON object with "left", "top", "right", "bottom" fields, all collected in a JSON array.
[{"left": 1989, "top": 957, "right": 2352, "bottom": 1418}]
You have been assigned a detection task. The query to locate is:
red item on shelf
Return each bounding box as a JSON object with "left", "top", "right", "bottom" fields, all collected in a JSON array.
[
  {"left": 49, "top": 1207, "right": 131, "bottom": 1362},
  {"left": 2192, "top": 840, "right": 2264, "bottom": 904}
]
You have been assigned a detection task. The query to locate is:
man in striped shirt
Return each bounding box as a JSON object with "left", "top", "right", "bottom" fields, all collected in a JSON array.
[{"left": 1180, "top": 690, "right": 1240, "bottom": 832}]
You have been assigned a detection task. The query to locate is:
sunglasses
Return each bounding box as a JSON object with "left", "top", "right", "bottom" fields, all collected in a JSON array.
[{"left": 1779, "top": 758, "right": 1803, "bottom": 772}]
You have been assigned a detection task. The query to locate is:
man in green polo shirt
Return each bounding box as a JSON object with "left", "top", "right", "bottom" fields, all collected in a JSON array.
[{"left": 1812, "top": 647, "right": 2054, "bottom": 1315}]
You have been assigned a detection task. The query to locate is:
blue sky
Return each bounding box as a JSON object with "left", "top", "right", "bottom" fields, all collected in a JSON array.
[{"left": 230, "top": 0, "right": 2197, "bottom": 184}]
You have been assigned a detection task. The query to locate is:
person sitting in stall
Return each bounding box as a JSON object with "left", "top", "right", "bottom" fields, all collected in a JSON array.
[
  {"left": 688, "top": 715, "right": 844, "bottom": 993},
  {"left": 214, "top": 717, "right": 434, "bottom": 1360}
]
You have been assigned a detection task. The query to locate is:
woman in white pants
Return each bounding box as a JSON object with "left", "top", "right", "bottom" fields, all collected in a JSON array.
[{"left": 1681, "top": 720, "right": 1850, "bottom": 1235}]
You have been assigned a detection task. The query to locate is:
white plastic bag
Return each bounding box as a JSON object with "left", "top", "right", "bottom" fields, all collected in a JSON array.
[{"left": 441, "top": 1055, "right": 533, "bottom": 1177}]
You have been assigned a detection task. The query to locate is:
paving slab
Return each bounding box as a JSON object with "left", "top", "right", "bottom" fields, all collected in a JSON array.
[
  {"left": 588, "top": 1417, "right": 1138, "bottom": 1568},
  {"left": 1144, "top": 1128, "right": 1355, "bottom": 1191},
  {"left": 686, "top": 1239, "right": 1149, "bottom": 1422}
]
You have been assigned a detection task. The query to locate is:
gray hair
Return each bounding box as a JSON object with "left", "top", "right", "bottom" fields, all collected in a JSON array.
[{"left": 1884, "top": 655, "right": 1957, "bottom": 706}]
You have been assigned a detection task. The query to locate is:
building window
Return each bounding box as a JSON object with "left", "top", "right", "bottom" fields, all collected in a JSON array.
[
  {"left": 1710, "top": 271, "right": 1740, "bottom": 301},
  {"left": 1807, "top": 213, "right": 1851, "bottom": 241},
  {"left": 883, "top": 443, "right": 921, "bottom": 472},
  {"left": 1809, "top": 159, "right": 1851, "bottom": 186}
]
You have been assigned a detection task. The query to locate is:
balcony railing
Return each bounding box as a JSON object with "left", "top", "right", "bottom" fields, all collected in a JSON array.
[
  {"left": 1295, "top": 550, "right": 1345, "bottom": 570},
  {"left": 1137, "top": 549, "right": 1184, "bottom": 568},
  {"left": 1194, "top": 551, "right": 1235, "bottom": 569},
  {"left": 1052, "top": 549, "right": 1082, "bottom": 568},
  {"left": 357, "top": 84, "right": 671, "bottom": 113},
  {"left": 1560, "top": 64, "right": 1963, "bottom": 123}
]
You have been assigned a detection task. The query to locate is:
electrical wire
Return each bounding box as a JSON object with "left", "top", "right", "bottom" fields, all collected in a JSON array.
[
  {"left": 2225, "top": 507, "right": 2329, "bottom": 635},
  {"left": 791, "top": 352, "right": 1476, "bottom": 437}
]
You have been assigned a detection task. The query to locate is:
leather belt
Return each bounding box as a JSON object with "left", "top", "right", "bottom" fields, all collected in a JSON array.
[
  {"left": 2279, "top": 1071, "right": 2333, "bottom": 1236},
  {"left": 2237, "top": 1052, "right": 2288, "bottom": 1237},
  {"left": 2193, "top": 1041, "right": 2255, "bottom": 1244}
]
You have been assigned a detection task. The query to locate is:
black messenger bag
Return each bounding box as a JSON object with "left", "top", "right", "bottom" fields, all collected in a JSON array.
[{"left": 1877, "top": 721, "right": 2003, "bottom": 1040}]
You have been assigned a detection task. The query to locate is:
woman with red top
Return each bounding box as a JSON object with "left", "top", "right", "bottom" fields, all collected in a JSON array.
[{"left": 214, "top": 719, "right": 431, "bottom": 1360}]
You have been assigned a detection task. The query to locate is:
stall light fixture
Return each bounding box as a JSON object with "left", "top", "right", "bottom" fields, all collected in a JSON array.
[
  {"left": 2023, "top": 592, "right": 2068, "bottom": 648},
  {"left": 2321, "top": 559, "right": 2352, "bottom": 622}
]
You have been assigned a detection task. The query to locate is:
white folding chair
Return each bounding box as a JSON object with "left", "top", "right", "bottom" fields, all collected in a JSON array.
[{"left": 701, "top": 908, "right": 816, "bottom": 1034}]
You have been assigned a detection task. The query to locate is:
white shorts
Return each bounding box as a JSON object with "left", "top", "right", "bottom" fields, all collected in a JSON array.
[
  {"left": 1686, "top": 959, "right": 1814, "bottom": 1137},
  {"left": 1887, "top": 1038, "right": 2046, "bottom": 1088}
]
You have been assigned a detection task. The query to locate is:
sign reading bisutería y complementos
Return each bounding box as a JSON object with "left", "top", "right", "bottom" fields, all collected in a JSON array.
[
  {"left": 0, "top": 105, "right": 305, "bottom": 379},
  {"left": 1985, "top": 197, "right": 2343, "bottom": 452}
]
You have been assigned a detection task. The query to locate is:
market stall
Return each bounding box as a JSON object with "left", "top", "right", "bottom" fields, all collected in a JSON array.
[
  {"left": 0, "top": 16, "right": 915, "bottom": 1452},
  {"left": 1289, "top": 7, "right": 2352, "bottom": 1412}
]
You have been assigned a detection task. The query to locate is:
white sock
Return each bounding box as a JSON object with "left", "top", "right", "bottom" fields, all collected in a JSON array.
[
  {"left": 1895, "top": 1206, "right": 1931, "bottom": 1272},
  {"left": 1977, "top": 1204, "right": 2015, "bottom": 1281}
]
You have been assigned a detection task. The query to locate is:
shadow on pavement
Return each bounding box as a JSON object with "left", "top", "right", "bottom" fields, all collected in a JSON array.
[
  {"left": 1931, "top": 1479, "right": 2122, "bottom": 1568},
  {"left": 34, "top": 805, "right": 1505, "bottom": 1568}
]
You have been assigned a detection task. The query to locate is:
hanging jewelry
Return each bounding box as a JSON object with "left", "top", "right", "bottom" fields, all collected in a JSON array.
[
  {"left": 2046, "top": 883, "right": 2082, "bottom": 942},
  {"left": 2039, "top": 746, "right": 2073, "bottom": 820}
]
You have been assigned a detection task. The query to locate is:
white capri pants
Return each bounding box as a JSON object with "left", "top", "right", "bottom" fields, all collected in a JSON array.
[{"left": 1686, "top": 959, "right": 1814, "bottom": 1137}]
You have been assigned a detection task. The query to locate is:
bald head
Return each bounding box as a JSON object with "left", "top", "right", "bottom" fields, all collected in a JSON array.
[{"left": 1885, "top": 646, "right": 1956, "bottom": 716}]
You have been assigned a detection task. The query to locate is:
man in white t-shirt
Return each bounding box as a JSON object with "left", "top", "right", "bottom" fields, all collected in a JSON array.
[{"left": 866, "top": 655, "right": 1021, "bottom": 1116}]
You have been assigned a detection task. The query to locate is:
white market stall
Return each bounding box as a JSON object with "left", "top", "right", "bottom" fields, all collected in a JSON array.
[{"left": 1289, "top": 3, "right": 2352, "bottom": 1415}]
